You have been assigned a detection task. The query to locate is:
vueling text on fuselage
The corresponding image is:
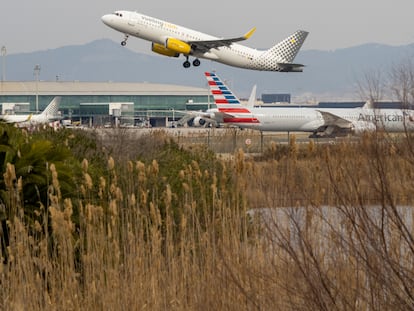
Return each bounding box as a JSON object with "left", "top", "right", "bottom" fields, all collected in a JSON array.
[{"left": 141, "top": 15, "right": 164, "bottom": 27}]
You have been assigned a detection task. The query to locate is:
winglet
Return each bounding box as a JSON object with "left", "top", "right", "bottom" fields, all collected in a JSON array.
[{"left": 243, "top": 27, "right": 256, "bottom": 40}]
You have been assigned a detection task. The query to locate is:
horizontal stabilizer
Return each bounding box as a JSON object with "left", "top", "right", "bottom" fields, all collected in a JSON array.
[{"left": 276, "top": 63, "right": 305, "bottom": 72}]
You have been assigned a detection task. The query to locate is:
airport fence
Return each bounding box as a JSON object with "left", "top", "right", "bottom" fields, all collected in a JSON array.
[{"left": 95, "top": 127, "right": 317, "bottom": 155}]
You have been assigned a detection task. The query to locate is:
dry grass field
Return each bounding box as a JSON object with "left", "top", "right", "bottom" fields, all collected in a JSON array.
[{"left": 1, "top": 127, "right": 413, "bottom": 310}]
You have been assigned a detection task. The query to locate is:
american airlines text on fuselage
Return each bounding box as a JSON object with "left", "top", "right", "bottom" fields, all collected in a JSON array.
[{"left": 358, "top": 113, "right": 409, "bottom": 123}]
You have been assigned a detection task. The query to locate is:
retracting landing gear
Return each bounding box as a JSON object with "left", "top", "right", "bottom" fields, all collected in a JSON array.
[
  {"left": 121, "top": 34, "right": 129, "bottom": 46},
  {"left": 182, "top": 56, "right": 201, "bottom": 68}
]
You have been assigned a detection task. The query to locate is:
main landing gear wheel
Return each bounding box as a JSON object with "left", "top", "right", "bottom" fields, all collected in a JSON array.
[{"left": 183, "top": 58, "right": 201, "bottom": 68}]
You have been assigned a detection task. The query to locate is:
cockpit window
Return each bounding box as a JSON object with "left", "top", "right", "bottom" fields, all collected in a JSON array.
[{"left": 113, "top": 12, "right": 123, "bottom": 17}]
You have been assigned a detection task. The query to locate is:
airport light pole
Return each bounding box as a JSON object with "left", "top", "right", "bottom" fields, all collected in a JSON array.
[
  {"left": 1, "top": 46, "right": 6, "bottom": 82},
  {"left": 172, "top": 107, "right": 176, "bottom": 127},
  {"left": 206, "top": 82, "right": 211, "bottom": 110},
  {"left": 34, "top": 64, "right": 41, "bottom": 113},
  {"left": 167, "top": 107, "right": 176, "bottom": 127}
]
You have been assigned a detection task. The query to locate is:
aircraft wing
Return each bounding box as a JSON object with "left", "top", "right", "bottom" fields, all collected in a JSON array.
[
  {"left": 187, "top": 27, "right": 256, "bottom": 52},
  {"left": 176, "top": 110, "right": 234, "bottom": 126},
  {"left": 317, "top": 110, "right": 353, "bottom": 128},
  {"left": 176, "top": 111, "right": 199, "bottom": 125}
]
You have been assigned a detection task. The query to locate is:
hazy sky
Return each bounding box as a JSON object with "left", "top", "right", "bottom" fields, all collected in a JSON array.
[{"left": 1, "top": 0, "right": 414, "bottom": 55}]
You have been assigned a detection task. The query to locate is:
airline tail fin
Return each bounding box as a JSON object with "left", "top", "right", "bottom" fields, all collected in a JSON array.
[
  {"left": 41, "top": 96, "right": 61, "bottom": 117},
  {"left": 205, "top": 72, "right": 259, "bottom": 125},
  {"left": 362, "top": 99, "right": 374, "bottom": 109},
  {"left": 205, "top": 72, "right": 243, "bottom": 108},
  {"left": 261, "top": 30, "right": 308, "bottom": 72},
  {"left": 247, "top": 84, "right": 257, "bottom": 108}
]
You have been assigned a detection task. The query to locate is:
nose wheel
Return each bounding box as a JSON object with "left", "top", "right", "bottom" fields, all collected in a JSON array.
[{"left": 121, "top": 34, "right": 129, "bottom": 46}]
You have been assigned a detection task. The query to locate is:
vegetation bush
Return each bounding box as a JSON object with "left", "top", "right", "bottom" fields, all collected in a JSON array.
[{"left": 0, "top": 125, "right": 413, "bottom": 310}]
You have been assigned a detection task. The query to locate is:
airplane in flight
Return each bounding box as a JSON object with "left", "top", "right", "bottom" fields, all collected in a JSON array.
[
  {"left": 0, "top": 97, "right": 62, "bottom": 125},
  {"left": 101, "top": 11, "right": 309, "bottom": 72},
  {"left": 201, "top": 72, "right": 414, "bottom": 137}
]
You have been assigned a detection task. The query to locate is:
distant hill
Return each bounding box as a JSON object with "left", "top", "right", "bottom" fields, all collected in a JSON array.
[{"left": 4, "top": 39, "right": 414, "bottom": 100}]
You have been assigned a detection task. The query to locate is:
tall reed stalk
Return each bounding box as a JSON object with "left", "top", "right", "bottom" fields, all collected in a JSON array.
[{"left": 0, "top": 131, "right": 413, "bottom": 310}]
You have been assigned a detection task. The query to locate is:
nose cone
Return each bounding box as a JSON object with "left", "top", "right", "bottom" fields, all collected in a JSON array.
[{"left": 101, "top": 14, "right": 112, "bottom": 26}]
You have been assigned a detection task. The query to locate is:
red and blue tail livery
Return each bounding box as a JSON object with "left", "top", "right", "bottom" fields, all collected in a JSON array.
[{"left": 205, "top": 72, "right": 260, "bottom": 125}]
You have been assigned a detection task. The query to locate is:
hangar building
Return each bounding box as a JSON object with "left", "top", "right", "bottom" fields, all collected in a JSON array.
[{"left": 0, "top": 81, "right": 210, "bottom": 127}]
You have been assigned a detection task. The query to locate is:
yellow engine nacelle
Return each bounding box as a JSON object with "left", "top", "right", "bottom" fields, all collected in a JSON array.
[
  {"left": 165, "top": 38, "right": 191, "bottom": 54},
  {"left": 151, "top": 43, "right": 180, "bottom": 57}
]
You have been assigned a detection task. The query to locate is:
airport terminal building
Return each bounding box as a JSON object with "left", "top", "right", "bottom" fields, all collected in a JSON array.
[{"left": 0, "top": 81, "right": 210, "bottom": 127}]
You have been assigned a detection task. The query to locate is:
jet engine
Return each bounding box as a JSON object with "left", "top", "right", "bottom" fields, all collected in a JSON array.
[
  {"left": 165, "top": 38, "right": 191, "bottom": 54},
  {"left": 352, "top": 122, "right": 377, "bottom": 135},
  {"left": 151, "top": 43, "right": 180, "bottom": 57},
  {"left": 192, "top": 116, "right": 206, "bottom": 127},
  {"left": 152, "top": 38, "right": 191, "bottom": 57}
]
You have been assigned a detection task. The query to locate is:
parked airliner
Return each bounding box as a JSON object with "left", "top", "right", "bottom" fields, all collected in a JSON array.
[
  {"left": 101, "top": 11, "right": 308, "bottom": 72},
  {"left": 202, "top": 72, "right": 414, "bottom": 137},
  {"left": 0, "top": 97, "right": 61, "bottom": 125}
]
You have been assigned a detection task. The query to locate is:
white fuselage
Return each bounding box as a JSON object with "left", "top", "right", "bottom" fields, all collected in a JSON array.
[
  {"left": 319, "top": 107, "right": 414, "bottom": 133},
  {"left": 0, "top": 114, "right": 32, "bottom": 123},
  {"left": 101, "top": 11, "right": 298, "bottom": 71},
  {"left": 254, "top": 107, "right": 323, "bottom": 131},
  {"left": 225, "top": 107, "right": 414, "bottom": 134},
  {"left": 0, "top": 113, "right": 54, "bottom": 125},
  {"left": 0, "top": 97, "right": 61, "bottom": 125}
]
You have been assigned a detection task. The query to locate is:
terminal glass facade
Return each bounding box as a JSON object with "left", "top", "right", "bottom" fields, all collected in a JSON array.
[{"left": 0, "top": 94, "right": 208, "bottom": 118}]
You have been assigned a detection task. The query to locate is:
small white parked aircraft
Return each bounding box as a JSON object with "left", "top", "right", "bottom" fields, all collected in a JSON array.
[
  {"left": 198, "top": 72, "right": 414, "bottom": 137},
  {"left": 101, "top": 11, "right": 308, "bottom": 72},
  {"left": 0, "top": 97, "right": 61, "bottom": 125}
]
